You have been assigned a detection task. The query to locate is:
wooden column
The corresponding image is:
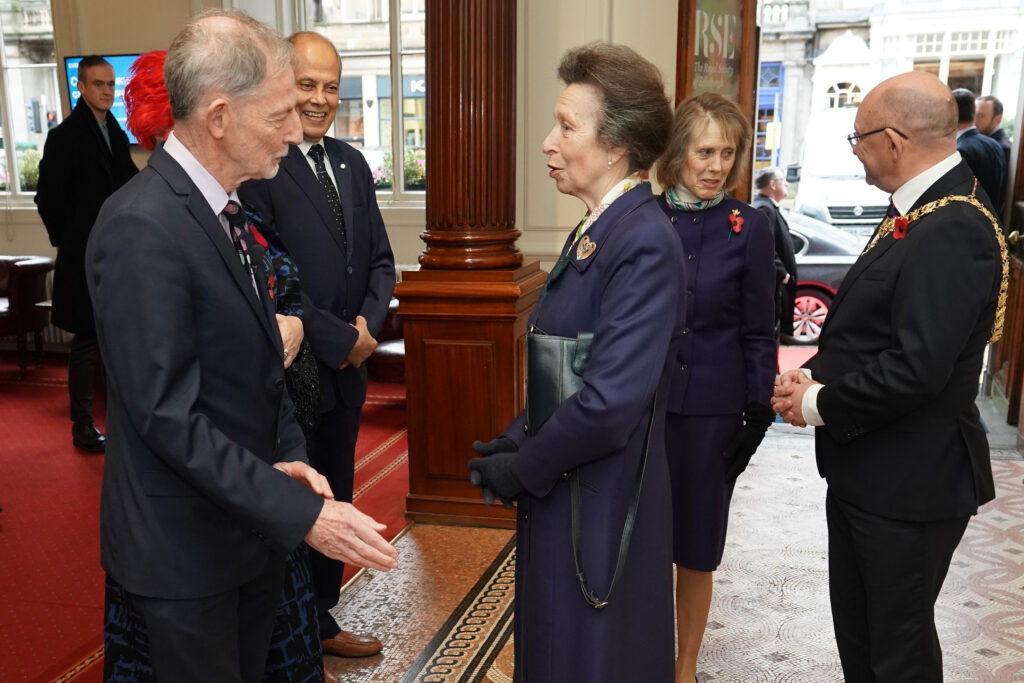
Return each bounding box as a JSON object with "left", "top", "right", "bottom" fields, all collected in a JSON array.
[{"left": 395, "top": 0, "right": 543, "bottom": 528}]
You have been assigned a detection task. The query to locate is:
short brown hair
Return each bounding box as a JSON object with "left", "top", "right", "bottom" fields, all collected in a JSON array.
[
  {"left": 657, "top": 92, "right": 752, "bottom": 191},
  {"left": 557, "top": 43, "right": 672, "bottom": 173}
]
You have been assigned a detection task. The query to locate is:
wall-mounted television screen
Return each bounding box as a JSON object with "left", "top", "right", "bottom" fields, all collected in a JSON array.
[{"left": 63, "top": 54, "right": 142, "bottom": 145}]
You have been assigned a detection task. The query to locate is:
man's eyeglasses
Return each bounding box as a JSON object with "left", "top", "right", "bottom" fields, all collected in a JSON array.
[{"left": 847, "top": 126, "right": 909, "bottom": 149}]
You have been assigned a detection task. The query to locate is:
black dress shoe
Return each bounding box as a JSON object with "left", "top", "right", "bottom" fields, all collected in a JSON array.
[{"left": 72, "top": 423, "right": 105, "bottom": 453}]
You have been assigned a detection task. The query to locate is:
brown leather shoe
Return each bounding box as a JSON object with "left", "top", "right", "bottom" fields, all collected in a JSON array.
[{"left": 321, "top": 629, "right": 383, "bottom": 657}]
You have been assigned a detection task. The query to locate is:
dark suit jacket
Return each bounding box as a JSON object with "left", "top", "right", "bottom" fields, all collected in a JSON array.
[
  {"left": 957, "top": 127, "right": 1006, "bottom": 212},
  {"left": 806, "top": 160, "right": 999, "bottom": 522},
  {"left": 240, "top": 139, "right": 395, "bottom": 413},
  {"left": 753, "top": 193, "right": 798, "bottom": 336},
  {"left": 36, "top": 98, "right": 138, "bottom": 333},
  {"left": 657, "top": 197, "right": 778, "bottom": 415},
  {"left": 85, "top": 146, "right": 323, "bottom": 599},
  {"left": 988, "top": 127, "right": 1012, "bottom": 170}
]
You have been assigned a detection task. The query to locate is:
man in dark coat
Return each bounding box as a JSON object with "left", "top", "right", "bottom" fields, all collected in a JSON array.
[
  {"left": 240, "top": 31, "right": 395, "bottom": 658},
  {"left": 85, "top": 10, "right": 396, "bottom": 681},
  {"left": 773, "top": 72, "right": 1003, "bottom": 680},
  {"left": 953, "top": 88, "right": 1006, "bottom": 213},
  {"left": 753, "top": 167, "right": 797, "bottom": 338},
  {"left": 975, "top": 94, "right": 1012, "bottom": 168},
  {"left": 35, "top": 55, "right": 138, "bottom": 452}
]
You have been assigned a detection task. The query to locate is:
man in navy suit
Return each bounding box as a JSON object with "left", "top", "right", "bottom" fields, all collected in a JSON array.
[
  {"left": 975, "top": 95, "right": 1012, "bottom": 167},
  {"left": 953, "top": 88, "right": 1006, "bottom": 212},
  {"left": 773, "top": 72, "right": 1002, "bottom": 680},
  {"left": 240, "top": 31, "right": 396, "bottom": 659},
  {"left": 86, "top": 11, "right": 396, "bottom": 681}
]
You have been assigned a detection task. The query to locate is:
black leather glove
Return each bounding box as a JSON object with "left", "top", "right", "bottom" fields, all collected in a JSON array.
[
  {"left": 468, "top": 450, "right": 524, "bottom": 508},
  {"left": 472, "top": 437, "right": 519, "bottom": 456},
  {"left": 723, "top": 402, "right": 774, "bottom": 481}
]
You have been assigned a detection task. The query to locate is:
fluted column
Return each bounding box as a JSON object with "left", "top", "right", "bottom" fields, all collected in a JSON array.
[
  {"left": 419, "top": 0, "right": 521, "bottom": 269},
  {"left": 397, "top": 0, "right": 543, "bottom": 527}
]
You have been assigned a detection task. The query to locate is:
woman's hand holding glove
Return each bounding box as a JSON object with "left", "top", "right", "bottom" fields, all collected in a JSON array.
[
  {"left": 723, "top": 402, "right": 775, "bottom": 481},
  {"left": 468, "top": 437, "right": 524, "bottom": 509}
]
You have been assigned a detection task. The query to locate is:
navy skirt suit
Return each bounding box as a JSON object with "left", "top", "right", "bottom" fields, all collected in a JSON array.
[
  {"left": 501, "top": 184, "right": 685, "bottom": 682},
  {"left": 657, "top": 196, "right": 777, "bottom": 571}
]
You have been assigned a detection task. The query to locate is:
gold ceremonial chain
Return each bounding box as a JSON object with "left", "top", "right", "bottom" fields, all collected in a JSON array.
[{"left": 862, "top": 180, "right": 1009, "bottom": 343}]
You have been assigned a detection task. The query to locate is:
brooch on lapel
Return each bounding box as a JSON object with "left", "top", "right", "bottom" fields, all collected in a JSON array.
[
  {"left": 728, "top": 209, "right": 744, "bottom": 240},
  {"left": 576, "top": 235, "right": 597, "bottom": 260}
]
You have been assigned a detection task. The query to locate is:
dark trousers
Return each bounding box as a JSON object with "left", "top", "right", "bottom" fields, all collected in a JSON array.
[
  {"left": 826, "top": 491, "right": 970, "bottom": 682},
  {"left": 68, "top": 331, "right": 100, "bottom": 425},
  {"left": 125, "top": 556, "right": 286, "bottom": 683},
  {"left": 307, "top": 398, "right": 362, "bottom": 639}
]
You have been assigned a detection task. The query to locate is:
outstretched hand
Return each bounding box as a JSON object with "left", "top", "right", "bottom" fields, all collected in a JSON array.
[{"left": 305, "top": 500, "right": 399, "bottom": 571}]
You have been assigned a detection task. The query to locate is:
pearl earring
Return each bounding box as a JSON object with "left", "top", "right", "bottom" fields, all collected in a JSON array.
[{"left": 607, "top": 159, "right": 613, "bottom": 168}]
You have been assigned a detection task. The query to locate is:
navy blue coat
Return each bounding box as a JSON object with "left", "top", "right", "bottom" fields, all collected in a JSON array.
[
  {"left": 501, "top": 183, "right": 684, "bottom": 682},
  {"left": 957, "top": 127, "right": 1006, "bottom": 212},
  {"left": 240, "top": 140, "right": 395, "bottom": 413},
  {"left": 658, "top": 197, "right": 777, "bottom": 416},
  {"left": 85, "top": 146, "right": 323, "bottom": 600}
]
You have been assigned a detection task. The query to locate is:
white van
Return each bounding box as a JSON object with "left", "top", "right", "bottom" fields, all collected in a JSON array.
[{"left": 792, "top": 106, "right": 888, "bottom": 238}]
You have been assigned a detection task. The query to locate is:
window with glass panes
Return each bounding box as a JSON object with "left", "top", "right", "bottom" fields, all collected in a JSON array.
[
  {"left": 0, "top": 0, "right": 58, "bottom": 196},
  {"left": 310, "top": 0, "right": 425, "bottom": 196}
]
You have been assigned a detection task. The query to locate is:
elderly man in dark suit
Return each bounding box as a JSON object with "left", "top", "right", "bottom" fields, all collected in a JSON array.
[
  {"left": 240, "top": 31, "right": 396, "bottom": 659},
  {"left": 85, "top": 11, "right": 397, "bottom": 681},
  {"left": 773, "top": 71, "right": 1004, "bottom": 680},
  {"left": 35, "top": 55, "right": 138, "bottom": 452},
  {"left": 953, "top": 88, "right": 1006, "bottom": 212},
  {"left": 753, "top": 167, "right": 797, "bottom": 339}
]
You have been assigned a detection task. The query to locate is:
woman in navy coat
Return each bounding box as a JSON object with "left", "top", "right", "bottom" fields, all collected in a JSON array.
[
  {"left": 468, "top": 44, "right": 683, "bottom": 682},
  {"left": 655, "top": 93, "right": 778, "bottom": 681}
]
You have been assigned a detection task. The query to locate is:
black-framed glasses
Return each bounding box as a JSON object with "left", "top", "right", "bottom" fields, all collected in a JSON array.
[{"left": 847, "top": 126, "right": 909, "bottom": 149}]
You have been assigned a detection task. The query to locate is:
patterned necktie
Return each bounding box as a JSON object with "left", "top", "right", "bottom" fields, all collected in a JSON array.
[
  {"left": 308, "top": 143, "right": 349, "bottom": 253},
  {"left": 223, "top": 199, "right": 260, "bottom": 298}
]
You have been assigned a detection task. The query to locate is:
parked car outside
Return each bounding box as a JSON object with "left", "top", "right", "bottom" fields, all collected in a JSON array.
[{"left": 783, "top": 210, "right": 866, "bottom": 345}]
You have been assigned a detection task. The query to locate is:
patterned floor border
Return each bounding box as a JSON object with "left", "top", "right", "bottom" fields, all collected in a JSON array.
[{"left": 400, "top": 536, "right": 516, "bottom": 683}]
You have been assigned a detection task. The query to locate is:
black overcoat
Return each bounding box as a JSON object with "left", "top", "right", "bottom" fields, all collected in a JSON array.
[{"left": 36, "top": 98, "right": 138, "bottom": 333}]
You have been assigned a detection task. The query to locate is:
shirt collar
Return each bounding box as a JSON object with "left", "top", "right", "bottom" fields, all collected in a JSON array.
[
  {"left": 163, "top": 131, "right": 235, "bottom": 217},
  {"left": 299, "top": 138, "right": 325, "bottom": 158},
  {"left": 890, "top": 151, "right": 961, "bottom": 215},
  {"left": 955, "top": 126, "right": 976, "bottom": 140}
]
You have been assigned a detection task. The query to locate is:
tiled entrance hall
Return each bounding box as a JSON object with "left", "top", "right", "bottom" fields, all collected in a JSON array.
[{"left": 326, "top": 421, "right": 1024, "bottom": 682}]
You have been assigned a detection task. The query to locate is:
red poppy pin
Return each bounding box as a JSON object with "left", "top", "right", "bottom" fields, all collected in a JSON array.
[
  {"left": 728, "top": 209, "right": 744, "bottom": 239},
  {"left": 892, "top": 216, "right": 909, "bottom": 240}
]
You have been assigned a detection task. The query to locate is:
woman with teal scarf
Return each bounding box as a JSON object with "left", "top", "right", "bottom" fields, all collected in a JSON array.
[{"left": 656, "top": 93, "right": 777, "bottom": 682}]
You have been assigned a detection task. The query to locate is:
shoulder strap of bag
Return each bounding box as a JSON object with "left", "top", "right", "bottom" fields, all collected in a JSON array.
[{"left": 570, "top": 390, "right": 657, "bottom": 609}]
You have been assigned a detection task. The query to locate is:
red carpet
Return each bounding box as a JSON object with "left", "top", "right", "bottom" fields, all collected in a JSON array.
[{"left": 0, "top": 350, "right": 408, "bottom": 682}]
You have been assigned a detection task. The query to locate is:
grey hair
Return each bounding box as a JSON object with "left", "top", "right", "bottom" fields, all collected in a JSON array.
[
  {"left": 755, "top": 167, "right": 781, "bottom": 189},
  {"left": 165, "top": 8, "right": 293, "bottom": 121},
  {"left": 557, "top": 42, "right": 672, "bottom": 173}
]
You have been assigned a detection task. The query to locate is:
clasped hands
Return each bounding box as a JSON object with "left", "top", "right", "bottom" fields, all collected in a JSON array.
[
  {"left": 468, "top": 437, "right": 524, "bottom": 509},
  {"left": 273, "top": 460, "right": 399, "bottom": 572},
  {"left": 339, "top": 315, "right": 377, "bottom": 370},
  {"left": 771, "top": 369, "right": 819, "bottom": 428}
]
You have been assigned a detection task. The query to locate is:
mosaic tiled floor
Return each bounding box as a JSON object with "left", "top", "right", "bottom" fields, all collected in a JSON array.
[{"left": 327, "top": 428, "right": 1024, "bottom": 682}]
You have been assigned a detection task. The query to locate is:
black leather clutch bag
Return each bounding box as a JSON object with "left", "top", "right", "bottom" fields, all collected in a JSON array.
[{"left": 525, "top": 329, "right": 593, "bottom": 433}]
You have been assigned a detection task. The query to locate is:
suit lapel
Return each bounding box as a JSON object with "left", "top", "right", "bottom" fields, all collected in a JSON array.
[
  {"left": 149, "top": 149, "right": 278, "bottom": 347},
  {"left": 281, "top": 144, "right": 349, "bottom": 258},
  {"left": 325, "top": 138, "right": 355, "bottom": 259}
]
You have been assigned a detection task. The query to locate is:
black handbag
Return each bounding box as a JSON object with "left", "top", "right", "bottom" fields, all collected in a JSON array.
[
  {"left": 524, "top": 325, "right": 655, "bottom": 610},
  {"left": 525, "top": 328, "right": 593, "bottom": 433}
]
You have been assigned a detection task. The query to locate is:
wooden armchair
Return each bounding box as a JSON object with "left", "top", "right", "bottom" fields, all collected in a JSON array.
[{"left": 0, "top": 255, "right": 54, "bottom": 377}]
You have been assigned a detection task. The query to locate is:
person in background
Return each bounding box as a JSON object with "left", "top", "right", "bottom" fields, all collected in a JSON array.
[
  {"left": 975, "top": 94, "right": 1012, "bottom": 168},
  {"left": 753, "top": 167, "right": 797, "bottom": 341},
  {"left": 240, "top": 31, "right": 396, "bottom": 660},
  {"left": 35, "top": 55, "right": 138, "bottom": 453},
  {"left": 656, "top": 92, "right": 777, "bottom": 682},
  {"left": 773, "top": 70, "right": 1003, "bottom": 681},
  {"left": 86, "top": 10, "right": 396, "bottom": 681},
  {"left": 467, "top": 42, "right": 682, "bottom": 681},
  {"left": 953, "top": 87, "right": 1006, "bottom": 213}
]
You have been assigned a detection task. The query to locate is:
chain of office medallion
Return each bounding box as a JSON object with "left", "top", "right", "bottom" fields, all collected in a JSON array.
[{"left": 862, "top": 181, "right": 1008, "bottom": 344}]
